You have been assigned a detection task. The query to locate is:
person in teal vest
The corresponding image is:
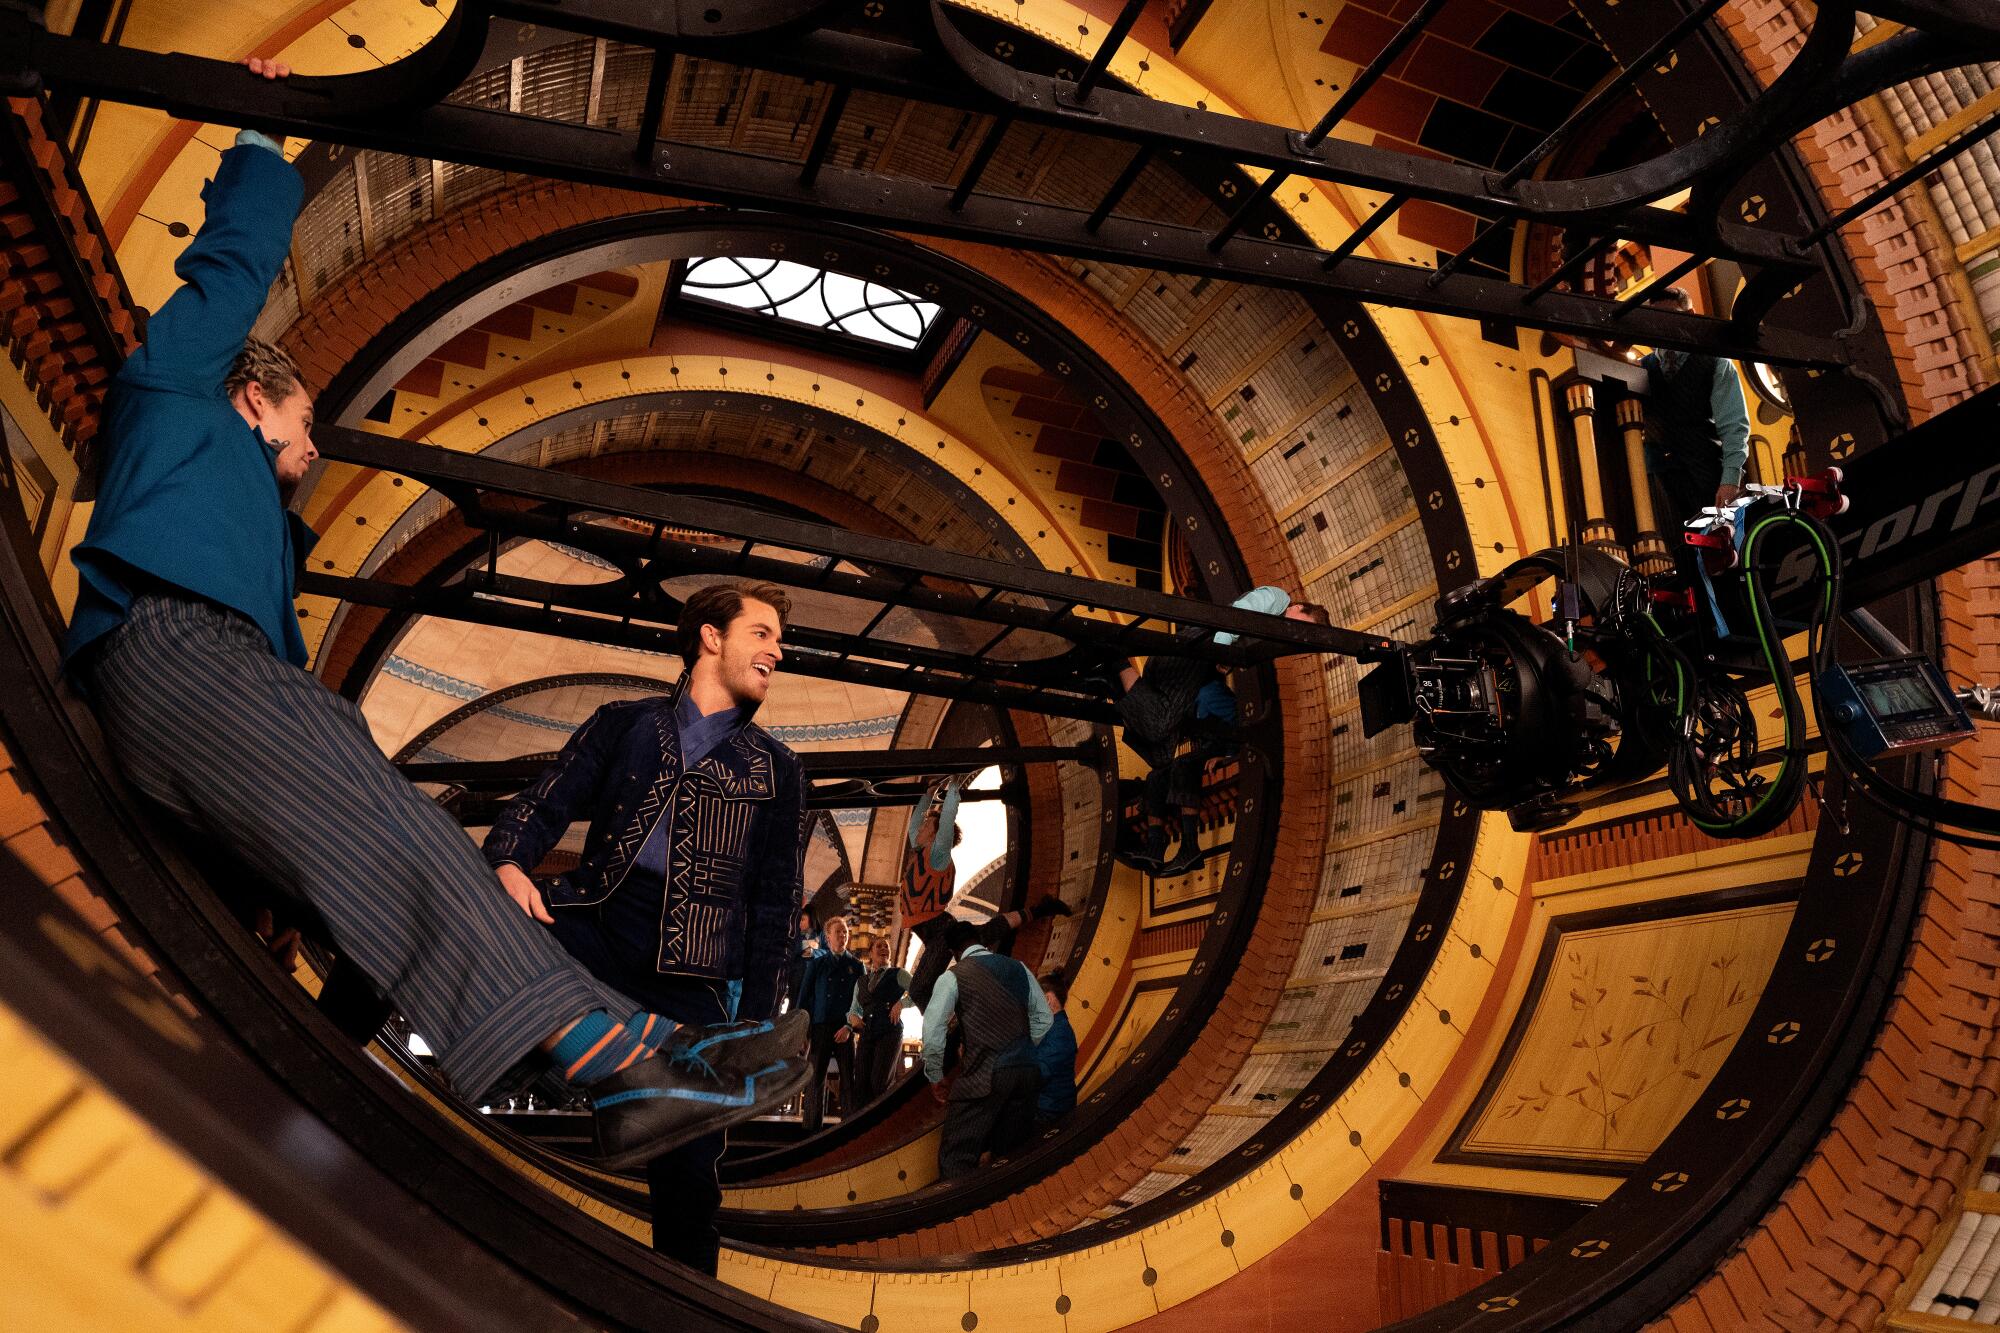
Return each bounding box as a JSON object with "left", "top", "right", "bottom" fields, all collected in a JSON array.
[{"left": 63, "top": 58, "right": 805, "bottom": 1168}]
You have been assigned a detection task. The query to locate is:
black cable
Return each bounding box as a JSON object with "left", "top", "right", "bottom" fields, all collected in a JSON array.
[{"left": 1775, "top": 508, "right": 2000, "bottom": 848}]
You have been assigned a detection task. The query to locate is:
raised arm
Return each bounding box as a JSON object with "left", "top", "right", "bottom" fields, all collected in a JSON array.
[
  {"left": 905, "top": 785, "right": 935, "bottom": 850},
  {"left": 119, "top": 128, "right": 303, "bottom": 397},
  {"left": 929, "top": 781, "right": 961, "bottom": 872},
  {"left": 738, "top": 752, "right": 808, "bottom": 1022}
]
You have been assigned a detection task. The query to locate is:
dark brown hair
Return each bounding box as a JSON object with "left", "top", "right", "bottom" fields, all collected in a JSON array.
[
  {"left": 676, "top": 581, "right": 792, "bottom": 662},
  {"left": 1039, "top": 972, "right": 1068, "bottom": 1003},
  {"left": 1294, "top": 601, "right": 1331, "bottom": 626}
]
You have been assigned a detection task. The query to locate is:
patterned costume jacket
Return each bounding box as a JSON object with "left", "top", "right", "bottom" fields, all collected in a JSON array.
[{"left": 482, "top": 679, "right": 808, "bottom": 1020}]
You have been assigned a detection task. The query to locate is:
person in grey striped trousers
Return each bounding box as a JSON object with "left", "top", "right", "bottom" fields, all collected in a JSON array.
[{"left": 61, "top": 69, "right": 804, "bottom": 1165}]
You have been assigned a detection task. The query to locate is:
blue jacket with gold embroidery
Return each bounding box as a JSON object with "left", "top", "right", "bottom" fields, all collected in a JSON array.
[{"left": 482, "top": 680, "right": 807, "bottom": 1020}]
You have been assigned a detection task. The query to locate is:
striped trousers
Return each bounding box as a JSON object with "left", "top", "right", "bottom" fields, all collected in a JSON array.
[{"left": 86, "top": 592, "right": 636, "bottom": 1099}]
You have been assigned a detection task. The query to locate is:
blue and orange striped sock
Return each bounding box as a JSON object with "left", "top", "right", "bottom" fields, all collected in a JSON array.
[{"left": 550, "top": 1009, "right": 675, "bottom": 1087}]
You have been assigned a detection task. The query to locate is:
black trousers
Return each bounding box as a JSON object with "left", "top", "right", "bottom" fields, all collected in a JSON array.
[
  {"left": 804, "top": 1020, "right": 855, "bottom": 1133},
  {"left": 548, "top": 911, "right": 731, "bottom": 1275},
  {"left": 937, "top": 1064, "right": 1041, "bottom": 1180},
  {"left": 854, "top": 1025, "right": 901, "bottom": 1105}
]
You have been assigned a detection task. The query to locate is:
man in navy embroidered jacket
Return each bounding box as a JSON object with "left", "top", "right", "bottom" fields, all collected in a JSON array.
[
  {"left": 482, "top": 583, "right": 809, "bottom": 1027},
  {"left": 481, "top": 582, "right": 808, "bottom": 1273}
]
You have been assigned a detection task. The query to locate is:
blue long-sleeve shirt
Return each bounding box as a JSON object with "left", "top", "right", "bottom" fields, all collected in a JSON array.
[
  {"left": 921, "top": 945, "right": 1052, "bottom": 1083},
  {"left": 65, "top": 136, "right": 313, "bottom": 671},
  {"left": 906, "top": 781, "right": 961, "bottom": 871},
  {"left": 1211, "top": 585, "right": 1292, "bottom": 646}
]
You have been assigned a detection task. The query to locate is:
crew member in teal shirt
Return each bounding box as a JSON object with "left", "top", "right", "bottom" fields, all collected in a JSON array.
[{"left": 1638, "top": 286, "right": 1752, "bottom": 528}]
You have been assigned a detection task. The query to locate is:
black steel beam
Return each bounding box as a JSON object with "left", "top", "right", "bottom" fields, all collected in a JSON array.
[
  {"left": 400, "top": 742, "right": 1097, "bottom": 787},
  {"left": 1085, "top": 143, "right": 1151, "bottom": 232},
  {"left": 948, "top": 115, "right": 1011, "bottom": 211},
  {"left": 797, "top": 84, "right": 849, "bottom": 186},
  {"left": 309, "top": 424, "right": 1404, "bottom": 663},
  {"left": 302, "top": 567, "right": 1126, "bottom": 722},
  {"left": 1067, "top": 0, "right": 1146, "bottom": 102},
  {"left": 336, "top": 556, "right": 1108, "bottom": 695},
  {"left": 5, "top": 12, "right": 1848, "bottom": 364}
]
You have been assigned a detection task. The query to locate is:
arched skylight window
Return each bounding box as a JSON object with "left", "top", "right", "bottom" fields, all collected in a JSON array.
[{"left": 680, "top": 256, "right": 941, "bottom": 349}]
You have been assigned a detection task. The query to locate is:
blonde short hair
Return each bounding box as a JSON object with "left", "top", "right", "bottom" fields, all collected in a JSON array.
[{"left": 224, "top": 337, "right": 305, "bottom": 405}]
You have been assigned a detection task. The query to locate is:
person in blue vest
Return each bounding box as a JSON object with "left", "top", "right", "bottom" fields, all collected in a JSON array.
[
  {"left": 63, "top": 60, "right": 802, "bottom": 1178},
  {"left": 847, "top": 935, "right": 911, "bottom": 1106},
  {"left": 797, "top": 915, "right": 866, "bottom": 1132},
  {"left": 1639, "top": 286, "right": 1751, "bottom": 532},
  {"left": 1033, "top": 972, "right": 1078, "bottom": 1132},
  {"left": 482, "top": 581, "right": 812, "bottom": 1273},
  {"left": 922, "top": 920, "right": 1052, "bottom": 1179}
]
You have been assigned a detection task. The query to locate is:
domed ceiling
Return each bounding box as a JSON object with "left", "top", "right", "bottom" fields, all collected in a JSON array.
[{"left": 6, "top": 1, "right": 1997, "bottom": 1331}]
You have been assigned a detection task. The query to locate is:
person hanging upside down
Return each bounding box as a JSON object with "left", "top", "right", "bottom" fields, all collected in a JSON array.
[
  {"left": 1112, "top": 586, "right": 1327, "bottom": 874},
  {"left": 901, "top": 776, "right": 1069, "bottom": 1017},
  {"left": 63, "top": 62, "right": 804, "bottom": 1178}
]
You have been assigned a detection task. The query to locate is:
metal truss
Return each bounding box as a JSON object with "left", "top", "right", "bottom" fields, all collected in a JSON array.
[
  {"left": 12, "top": 2, "right": 1994, "bottom": 365},
  {"left": 403, "top": 742, "right": 1091, "bottom": 820},
  {"left": 303, "top": 425, "right": 1397, "bottom": 724}
]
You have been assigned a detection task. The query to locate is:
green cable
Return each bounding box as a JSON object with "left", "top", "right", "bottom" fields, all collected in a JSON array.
[{"left": 1681, "top": 511, "right": 1831, "bottom": 836}]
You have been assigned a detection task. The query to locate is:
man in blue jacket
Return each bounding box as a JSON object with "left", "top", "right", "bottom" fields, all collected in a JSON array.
[
  {"left": 483, "top": 580, "right": 810, "bottom": 1271},
  {"left": 795, "top": 915, "right": 865, "bottom": 1132},
  {"left": 65, "top": 61, "right": 802, "bottom": 1173}
]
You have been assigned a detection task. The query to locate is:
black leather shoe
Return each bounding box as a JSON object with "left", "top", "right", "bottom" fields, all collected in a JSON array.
[
  {"left": 590, "top": 1051, "right": 810, "bottom": 1169},
  {"left": 1158, "top": 841, "right": 1208, "bottom": 876},
  {"left": 672, "top": 1009, "right": 809, "bottom": 1078},
  {"left": 1030, "top": 894, "right": 1073, "bottom": 919}
]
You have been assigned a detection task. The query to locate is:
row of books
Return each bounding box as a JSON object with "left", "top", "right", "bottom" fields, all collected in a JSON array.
[
  {"left": 1878, "top": 66, "right": 2000, "bottom": 143},
  {"left": 1875, "top": 65, "right": 2000, "bottom": 247},
  {"left": 1910, "top": 1167, "right": 2000, "bottom": 1321},
  {"left": 1969, "top": 248, "right": 2000, "bottom": 351}
]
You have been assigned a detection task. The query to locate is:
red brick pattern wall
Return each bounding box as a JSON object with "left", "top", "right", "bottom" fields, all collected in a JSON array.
[
  {"left": 1526, "top": 801, "right": 1817, "bottom": 884},
  {"left": 1646, "top": 564, "right": 1999, "bottom": 1333},
  {"left": 1635, "top": 9, "right": 2000, "bottom": 1328},
  {"left": 2, "top": 96, "right": 142, "bottom": 469},
  {"left": 1720, "top": 3, "right": 1989, "bottom": 419}
]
